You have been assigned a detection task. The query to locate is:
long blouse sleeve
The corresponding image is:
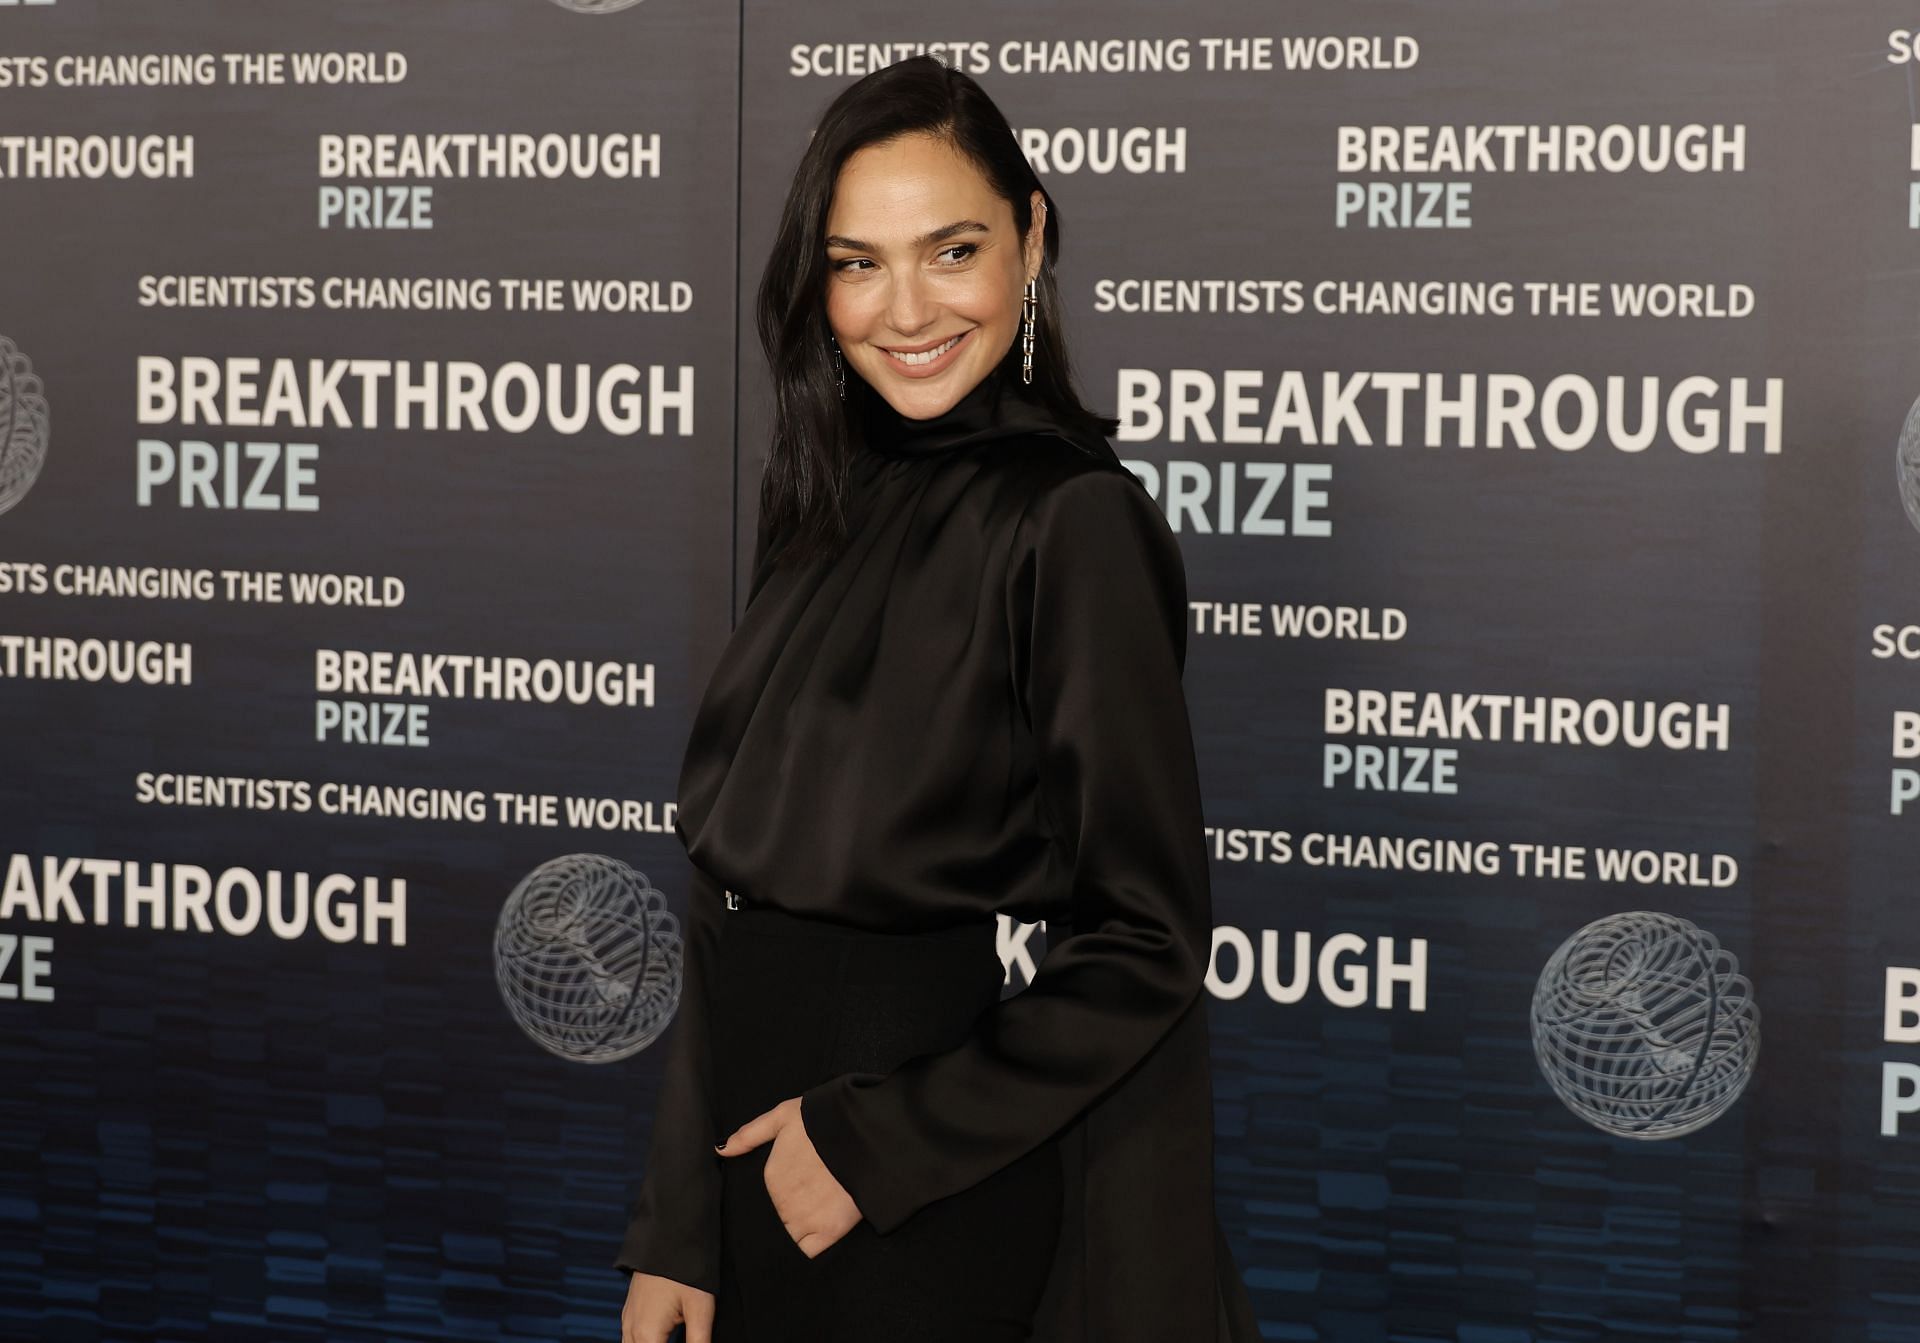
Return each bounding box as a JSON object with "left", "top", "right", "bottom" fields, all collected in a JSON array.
[
  {"left": 798, "top": 462, "right": 1212, "bottom": 1235},
  {"left": 612, "top": 501, "right": 781, "bottom": 1287},
  {"left": 610, "top": 855, "right": 726, "bottom": 1292}
]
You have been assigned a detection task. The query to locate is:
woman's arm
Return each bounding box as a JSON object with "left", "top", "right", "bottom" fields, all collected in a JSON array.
[
  {"left": 611, "top": 864, "right": 726, "bottom": 1293},
  {"left": 798, "top": 463, "right": 1211, "bottom": 1235},
  {"left": 614, "top": 493, "right": 779, "bottom": 1283}
]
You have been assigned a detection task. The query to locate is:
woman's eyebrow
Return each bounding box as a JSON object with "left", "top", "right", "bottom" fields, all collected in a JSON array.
[{"left": 824, "top": 219, "right": 992, "bottom": 252}]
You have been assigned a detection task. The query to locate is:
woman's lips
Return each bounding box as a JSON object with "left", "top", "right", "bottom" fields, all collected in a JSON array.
[{"left": 880, "top": 328, "right": 971, "bottom": 378}]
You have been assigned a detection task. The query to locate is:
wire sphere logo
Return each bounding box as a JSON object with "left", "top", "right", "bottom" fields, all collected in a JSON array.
[
  {"left": 494, "top": 853, "right": 682, "bottom": 1064},
  {"left": 1897, "top": 391, "right": 1920, "bottom": 534},
  {"left": 0, "top": 335, "right": 50, "bottom": 518},
  {"left": 1531, "top": 911, "right": 1759, "bottom": 1140},
  {"left": 547, "top": 0, "right": 645, "bottom": 12}
]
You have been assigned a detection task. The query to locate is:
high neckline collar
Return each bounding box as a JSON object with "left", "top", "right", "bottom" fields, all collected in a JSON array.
[{"left": 855, "top": 357, "right": 1074, "bottom": 459}]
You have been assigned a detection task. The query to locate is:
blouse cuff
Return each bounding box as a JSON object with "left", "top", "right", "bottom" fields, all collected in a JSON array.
[
  {"left": 800, "top": 1073, "right": 916, "bottom": 1235},
  {"left": 611, "top": 1210, "right": 721, "bottom": 1296}
]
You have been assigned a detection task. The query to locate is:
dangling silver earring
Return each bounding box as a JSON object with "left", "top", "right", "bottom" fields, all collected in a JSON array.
[
  {"left": 1020, "top": 279, "right": 1037, "bottom": 385},
  {"left": 830, "top": 336, "right": 846, "bottom": 401}
]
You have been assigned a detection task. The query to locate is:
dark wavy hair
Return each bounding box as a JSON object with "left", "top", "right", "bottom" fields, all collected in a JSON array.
[{"left": 754, "top": 55, "right": 1117, "bottom": 568}]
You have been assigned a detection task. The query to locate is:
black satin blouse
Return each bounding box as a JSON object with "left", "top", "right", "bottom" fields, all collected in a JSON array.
[{"left": 615, "top": 358, "right": 1258, "bottom": 1341}]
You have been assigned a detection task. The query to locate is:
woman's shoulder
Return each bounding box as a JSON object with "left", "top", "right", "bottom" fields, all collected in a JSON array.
[
  {"left": 976, "top": 425, "right": 1135, "bottom": 502},
  {"left": 982, "top": 431, "right": 1180, "bottom": 570}
]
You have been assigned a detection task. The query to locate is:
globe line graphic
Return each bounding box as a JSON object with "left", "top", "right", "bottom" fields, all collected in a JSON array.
[
  {"left": 0, "top": 334, "right": 51, "bottom": 519},
  {"left": 495, "top": 853, "right": 682, "bottom": 1064},
  {"left": 1531, "top": 911, "right": 1759, "bottom": 1140},
  {"left": 1898, "top": 388, "right": 1920, "bottom": 535}
]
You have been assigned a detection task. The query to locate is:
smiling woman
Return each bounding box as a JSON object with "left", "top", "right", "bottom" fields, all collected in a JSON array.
[
  {"left": 744, "top": 57, "right": 1119, "bottom": 570},
  {"left": 613, "top": 54, "right": 1259, "bottom": 1343},
  {"left": 822, "top": 136, "right": 1029, "bottom": 408}
]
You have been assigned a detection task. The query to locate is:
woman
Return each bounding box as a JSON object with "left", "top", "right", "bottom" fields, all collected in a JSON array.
[{"left": 614, "top": 55, "right": 1258, "bottom": 1343}]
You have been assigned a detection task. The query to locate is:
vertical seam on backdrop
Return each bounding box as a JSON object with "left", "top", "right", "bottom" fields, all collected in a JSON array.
[{"left": 728, "top": 0, "right": 746, "bottom": 627}]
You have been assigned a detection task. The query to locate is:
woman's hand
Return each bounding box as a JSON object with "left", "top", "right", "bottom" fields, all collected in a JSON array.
[
  {"left": 620, "top": 1271, "right": 714, "bottom": 1343},
  {"left": 717, "top": 1096, "right": 862, "bottom": 1257}
]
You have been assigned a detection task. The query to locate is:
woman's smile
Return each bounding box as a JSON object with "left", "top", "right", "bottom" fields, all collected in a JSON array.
[{"left": 879, "top": 328, "right": 972, "bottom": 377}]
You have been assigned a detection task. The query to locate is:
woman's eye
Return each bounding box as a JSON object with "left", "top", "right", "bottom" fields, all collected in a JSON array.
[{"left": 831, "top": 244, "right": 974, "bottom": 272}]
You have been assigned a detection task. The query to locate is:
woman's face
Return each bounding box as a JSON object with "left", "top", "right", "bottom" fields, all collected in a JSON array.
[{"left": 823, "top": 131, "right": 1044, "bottom": 420}]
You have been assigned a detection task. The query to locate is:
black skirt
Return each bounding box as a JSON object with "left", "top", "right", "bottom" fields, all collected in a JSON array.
[{"left": 706, "top": 900, "right": 1064, "bottom": 1343}]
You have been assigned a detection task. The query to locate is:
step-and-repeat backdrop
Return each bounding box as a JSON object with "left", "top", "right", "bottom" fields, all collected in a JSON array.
[{"left": 3, "top": 2, "right": 1915, "bottom": 1339}]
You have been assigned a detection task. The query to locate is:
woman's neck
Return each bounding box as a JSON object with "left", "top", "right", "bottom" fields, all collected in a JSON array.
[{"left": 856, "top": 359, "right": 1032, "bottom": 458}]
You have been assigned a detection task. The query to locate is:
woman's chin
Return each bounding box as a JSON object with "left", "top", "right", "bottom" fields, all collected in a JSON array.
[{"left": 870, "top": 358, "right": 990, "bottom": 419}]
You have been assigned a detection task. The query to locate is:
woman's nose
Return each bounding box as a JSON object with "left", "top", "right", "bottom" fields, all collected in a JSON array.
[{"left": 885, "top": 272, "right": 933, "bottom": 334}]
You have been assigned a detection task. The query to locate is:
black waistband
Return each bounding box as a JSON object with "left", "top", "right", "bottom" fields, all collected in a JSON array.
[{"left": 720, "top": 892, "right": 995, "bottom": 947}]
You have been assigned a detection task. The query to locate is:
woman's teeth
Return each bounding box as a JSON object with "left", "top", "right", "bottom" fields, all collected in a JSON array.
[{"left": 886, "top": 332, "right": 963, "bottom": 365}]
